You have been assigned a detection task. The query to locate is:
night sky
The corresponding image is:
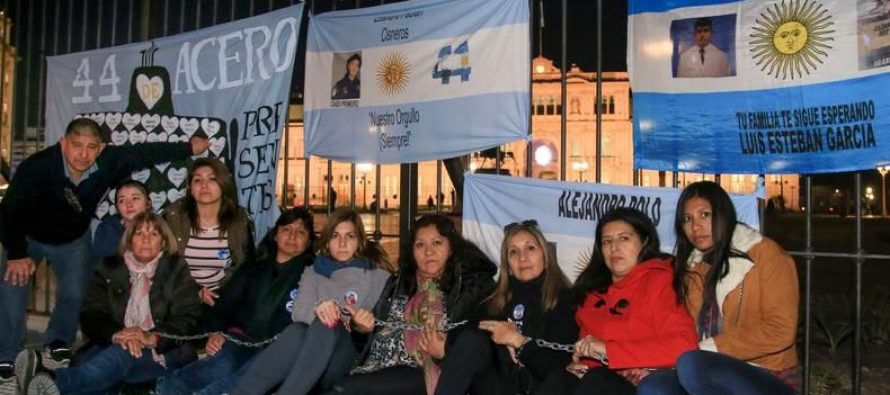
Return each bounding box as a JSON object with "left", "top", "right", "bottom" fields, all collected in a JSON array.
[{"left": 537, "top": 0, "right": 628, "bottom": 72}]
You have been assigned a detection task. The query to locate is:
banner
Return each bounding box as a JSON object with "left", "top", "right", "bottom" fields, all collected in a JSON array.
[
  {"left": 462, "top": 173, "right": 759, "bottom": 280},
  {"left": 304, "top": 0, "right": 530, "bottom": 164},
  {"left": 630, "top": 0, "right": 890, "bottom": 174},
  {"left": 45, "top": 4, "right": 303, "bottom": 240}
]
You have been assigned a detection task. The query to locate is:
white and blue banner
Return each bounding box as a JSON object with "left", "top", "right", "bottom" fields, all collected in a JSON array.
[
  {"left": 304, "top": 0, "right": 530, "bottom": 164},
  {"left": 45, "top": 4, "right": 303, "bottom": 240},
  {"left": 462, "top": 173, "right": 759, "bottom": 280},
  {"left": 630, "top": 0, "right": 890, "bottom": 174}
]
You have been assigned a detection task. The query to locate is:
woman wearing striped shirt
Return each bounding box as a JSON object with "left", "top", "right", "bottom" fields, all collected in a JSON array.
[{"left": 164, "top": 158, "right": 254, "bottom": 306}]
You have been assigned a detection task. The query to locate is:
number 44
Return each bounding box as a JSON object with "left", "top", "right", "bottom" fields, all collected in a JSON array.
[{"left": 72, "top": 54, "right": 121, "bottom": 104}]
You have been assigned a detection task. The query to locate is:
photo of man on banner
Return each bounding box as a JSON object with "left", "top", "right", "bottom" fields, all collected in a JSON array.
[
  {"left": 331, "top": 52, "right": 362, "bottom": 100},
  {"left": 673, "top": 15, "right": 736, "bottom": 78}
]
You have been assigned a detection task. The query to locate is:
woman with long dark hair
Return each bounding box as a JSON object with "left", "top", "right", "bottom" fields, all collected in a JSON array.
[
  {"left": 638, "top": 181, "right": 799, "bottom": 395},
  {"left": 231, "top": 208, "right": 391, "bottom": 395},
  {"left": 434, "top": 220, "right": 576, "bottom": 395},
  {"left": 164, "top": 158, "right": 254, "bottom": 306},
  {"left": 538, "top": 208, "right": 696, "bottom": 395},
  {"left": 155, "top": 207, "right": 317, "bottom": 395},
  {"left": 323, "top": 214, "right": 497, "bottom": 395}
]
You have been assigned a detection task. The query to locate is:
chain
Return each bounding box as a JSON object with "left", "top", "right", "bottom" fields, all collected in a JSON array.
[
  {"left": 531, "top": 339, "right": 608, "bottom": 366},
  {"left": 374, "top": 320, "right": 468, "bottom": 332},
  {"left": 153, "top": 332, "right": 279, "bottom": 348}
]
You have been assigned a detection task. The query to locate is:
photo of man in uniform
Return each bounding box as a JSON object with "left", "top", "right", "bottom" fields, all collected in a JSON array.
[
  {"left": 677, "top": 17, "right": 732, "bottom": 78},
  {"left": 331, "top": 53, "right": 361, "bottom": 100}
]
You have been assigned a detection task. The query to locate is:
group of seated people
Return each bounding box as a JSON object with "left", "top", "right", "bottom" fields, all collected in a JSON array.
[{"left": 10, "top": 155, "right": 800, "bottom": 395}]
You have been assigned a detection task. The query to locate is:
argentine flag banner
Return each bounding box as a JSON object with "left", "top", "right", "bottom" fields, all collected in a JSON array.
[
  {"left": 630, "top": 0, "right": 890, "bottom": 174},
  {"left": 304, "top": 0, "right": 530, "bottom": 164},
  {"left": 462, "top": 174, "right": 759, "bottom": 280}
]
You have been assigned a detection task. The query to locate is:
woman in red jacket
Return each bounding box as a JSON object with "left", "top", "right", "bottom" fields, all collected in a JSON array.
[{"left": 537, "top": 208, "right": 697, "bottom": 395}]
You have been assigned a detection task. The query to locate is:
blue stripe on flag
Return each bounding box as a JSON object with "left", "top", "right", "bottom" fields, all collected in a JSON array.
[
  {"left": 304, "top": 91, "right": 528, "bottom": 163},
  {"left": 629, "top": 0, "right": 739, "bottom": 15},
  {"left": 633, "top": 72, "right": 890, "bottom": 174},
  {"left": 308, "top": 0, "right": 528, "bottom": 52}
]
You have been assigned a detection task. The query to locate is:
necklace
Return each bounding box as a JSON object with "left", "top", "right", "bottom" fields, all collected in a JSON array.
[{"left": 199, "top": 219, "right": 219, "bottom": 232}]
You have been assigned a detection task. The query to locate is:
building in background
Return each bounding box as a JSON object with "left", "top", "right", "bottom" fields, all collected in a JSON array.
[
  {"left": 0, "top": 11, "right": 16, "bottom": 185},
  {"left": 277, "top": 56, "right": 800, "bottom": 211}
]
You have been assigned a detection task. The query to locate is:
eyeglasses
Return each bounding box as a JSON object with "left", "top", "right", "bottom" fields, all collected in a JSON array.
[
  {"left": 593, "top": 297, "right": 630, "bottom": 316},
  {"left": 503, "top": 219, "right": 538, "bottom": 232},
  {"left": 63, "top": 187, "right": 83, "bottom": 213}
]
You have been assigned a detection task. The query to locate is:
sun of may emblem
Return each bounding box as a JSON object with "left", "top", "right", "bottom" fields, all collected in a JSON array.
[
  {"left": 376, "top": 52, "right": 411, "bottom": 96},
  {"left": 749, "top": 0, "right": 835, "bottom": 80}
]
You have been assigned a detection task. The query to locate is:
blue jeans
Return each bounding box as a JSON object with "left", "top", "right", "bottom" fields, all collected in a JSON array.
[
  {"left": 636, "top": 350, "right": 796, "bottom": 395},
  {"left": 155, "top": 338, "right": 258, "bottom": 395},
  {"left": 54, "top": 346, "right": 178, "bottom": 395},
  {"left": 0, "top": 231, "right": 93, "bottom": 361},
  {"left": 233, "top": 320, "right": 357, "bottom": 395}
]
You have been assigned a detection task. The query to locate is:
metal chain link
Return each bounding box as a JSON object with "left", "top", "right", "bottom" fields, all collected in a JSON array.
[
  {"left": 374, "top": 319, "right": 468, "bottom": 332},
  {"left": 531, "top": 339, "right": 608, "bottom": 365}
]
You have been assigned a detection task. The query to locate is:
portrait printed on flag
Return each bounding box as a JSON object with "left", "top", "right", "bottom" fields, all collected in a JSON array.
[
  {"left": 331, "top": 51, "right": 363, "bottom": 100},
  {"left": 671, "top": 14, "right": 738, "bottom": 78}
]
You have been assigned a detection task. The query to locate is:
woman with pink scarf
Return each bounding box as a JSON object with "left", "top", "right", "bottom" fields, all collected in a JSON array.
[{"left": 15, "top": 212, "right": 202, "bottom": 395}]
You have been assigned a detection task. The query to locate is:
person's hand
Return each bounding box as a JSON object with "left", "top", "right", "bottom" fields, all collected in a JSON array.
[
  {"left": 112, "top": 328, "right": 148, "bottom": 357},
  {"left": 574, "top": 335, "right": 606, "bottom": 360},
  {"left": 617, "top": 368, "right": 650, "bottom": 386},
  {"left": 4, "top": 257, "right": 36, "bottom": 286},
  {"left": 315, "top": 300, "right": 341, "bottom": 328},
  {"left": 205, "top": 333, "right": 226, "bottom": 356},
  {"left": 199, "top": 287, "right": 219, "bottom": 306},
  {"left": 344, "top": 305, "right": 375, "bottom": 333},
  {"left": 478, "top": 320, "right": 526, "bottom": 348},
  {"left": 418, "top": 326, "right": 446, "bottom": 360},
  {"left": 190, "top": 135, "right": 210, "bottom": 155},
  {"left": 566, "top": 354, "right": 589, "bottom": 379}
]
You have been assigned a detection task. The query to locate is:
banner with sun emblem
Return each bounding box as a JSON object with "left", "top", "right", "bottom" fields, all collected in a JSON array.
[
  {"left": 629, "top": 0, "right": 890, "bottom": 174},
  {"left": 45, "top": 4, "right": 304, "bottom": 241},
  {"left": 303, "top": 0, "right": 530, "bottom": 164}
]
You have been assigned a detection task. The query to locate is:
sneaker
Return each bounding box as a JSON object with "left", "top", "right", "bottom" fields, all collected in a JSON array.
[
  {"left": 0, "top": 361, "right": 13, "bottom": 383},
  {"left": 14, "top": 350, "right": 37, "bottom": 391},
  {"left": 45, "top": 342, "right": 71, "bottom": 364},
  {"left": 26, "top": 372, "right": 59, "bottom": 395}
]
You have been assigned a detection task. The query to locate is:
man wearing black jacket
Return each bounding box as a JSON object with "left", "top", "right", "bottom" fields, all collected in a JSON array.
[{"left": 0, "top": 118, "right": 209, "bottom": 381}]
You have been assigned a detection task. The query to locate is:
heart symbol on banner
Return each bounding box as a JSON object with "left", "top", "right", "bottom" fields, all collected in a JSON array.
[
  {"left": 141, "top": 114, "right": 161, "bottom": 132},
  {"left": 73, "top": 114, "right": 84, "bottom": 119},
  {"left": 167, "top": 188, "right": 186, "bottom": 203},
  {"left": 161, "top": 115, "right": 179, "bottom": 134},
  {"left": 122, "top": 113, "right": 141, "bottom": 131},
  {"left": 167, "top": 134, "right": 189, "bottom": 143},
  {"left": 106, "top": 189, "right": 116, "bottom": 201},
  {"left": 192, "top": 151, "right": 209, "bottom": 160},
  {"left": 105, "top": 112, "right": 122, "bottom": 130},
  {"left": 136, "top": 74, "right": 164, "bottom": 110},
  {"left": 96, "top": 200, "right": 110, "bottom": 218},
  {"left": 200, "top": 119, "right": 221, "bottom": 137},
  {"left": 89, "top": 113, "right": 106, "bottom": 125},
  {"left": 129, "top": 130, "right": 148, "bottom": 145},
  {"left": 146, "top": 132, "right": 168, "bottom": 143},
  {"left": 109, "top": 205, "right": 117, "bottom": 216},
  {"left": 154, "top": 162, "right": 170, "bottom": 173},
  {"left": 110, "top": 131, "right": 128, "bottom": 146},
  {"left": 180, "top": 118, "right": 199, "bottom": 137},
  {"left": 209, "top": 137, "right": 226, "bottom": 156},
  {"left": 217, "top": 156, "right": 226, "bottom": 164},
  {"left": 149, "top": 191, "right": 167, "bottom": 211},
  {"left": 131, "top": 169, "right": 151, "bottom": 184},
  {"left": 167, "top": 167, "right": 187, "bottom": 187}
]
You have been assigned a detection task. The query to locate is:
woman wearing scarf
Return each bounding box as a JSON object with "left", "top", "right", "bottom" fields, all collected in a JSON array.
[
  {"left": 638, "top": 181, "right": 799, "bottom": 395},
  {"left": 323, "top": 214, "right": 497, "bottom": 395},
  {"left": 155, "top": 208, "right": 317, "bottom": 395},
  {"left": 16, "top": 212, "right": 201, "bottom": 395},
  {"left": 231, "top": 208, "right": 391, "bottom": 395},
  {"left": 434, "top": 220, "right": 577, "bottom": 395}
]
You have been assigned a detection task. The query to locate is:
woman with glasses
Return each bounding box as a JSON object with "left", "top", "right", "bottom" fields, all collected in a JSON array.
[
  {"left": 322, "top": 214, "right": 497, "bottom": 395},
  {"left": 434, "top": 220, "right": 577, "bottom": 395},
  {"left": 155, "top": 208, "right": 317, "bottom": 395},
  {"left": 638, "top": 181, "right": 799, "bottom": 395},
  {"left": 538, "top": 208, "right": 697, "bottom": 395},
  {"left": 164, "top": 158, "right": 254, "bottom": 307}
]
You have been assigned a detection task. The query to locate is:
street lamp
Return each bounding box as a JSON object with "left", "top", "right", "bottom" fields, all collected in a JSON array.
[
  {"left": 571, "top": 160, "right": 589, "bottom": 182},
  {"left": 357, "top": 163, "right": 373, "bottom": 210},
  {"left": 878, "top": 165, "right": 889, "bottom": 217}
]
